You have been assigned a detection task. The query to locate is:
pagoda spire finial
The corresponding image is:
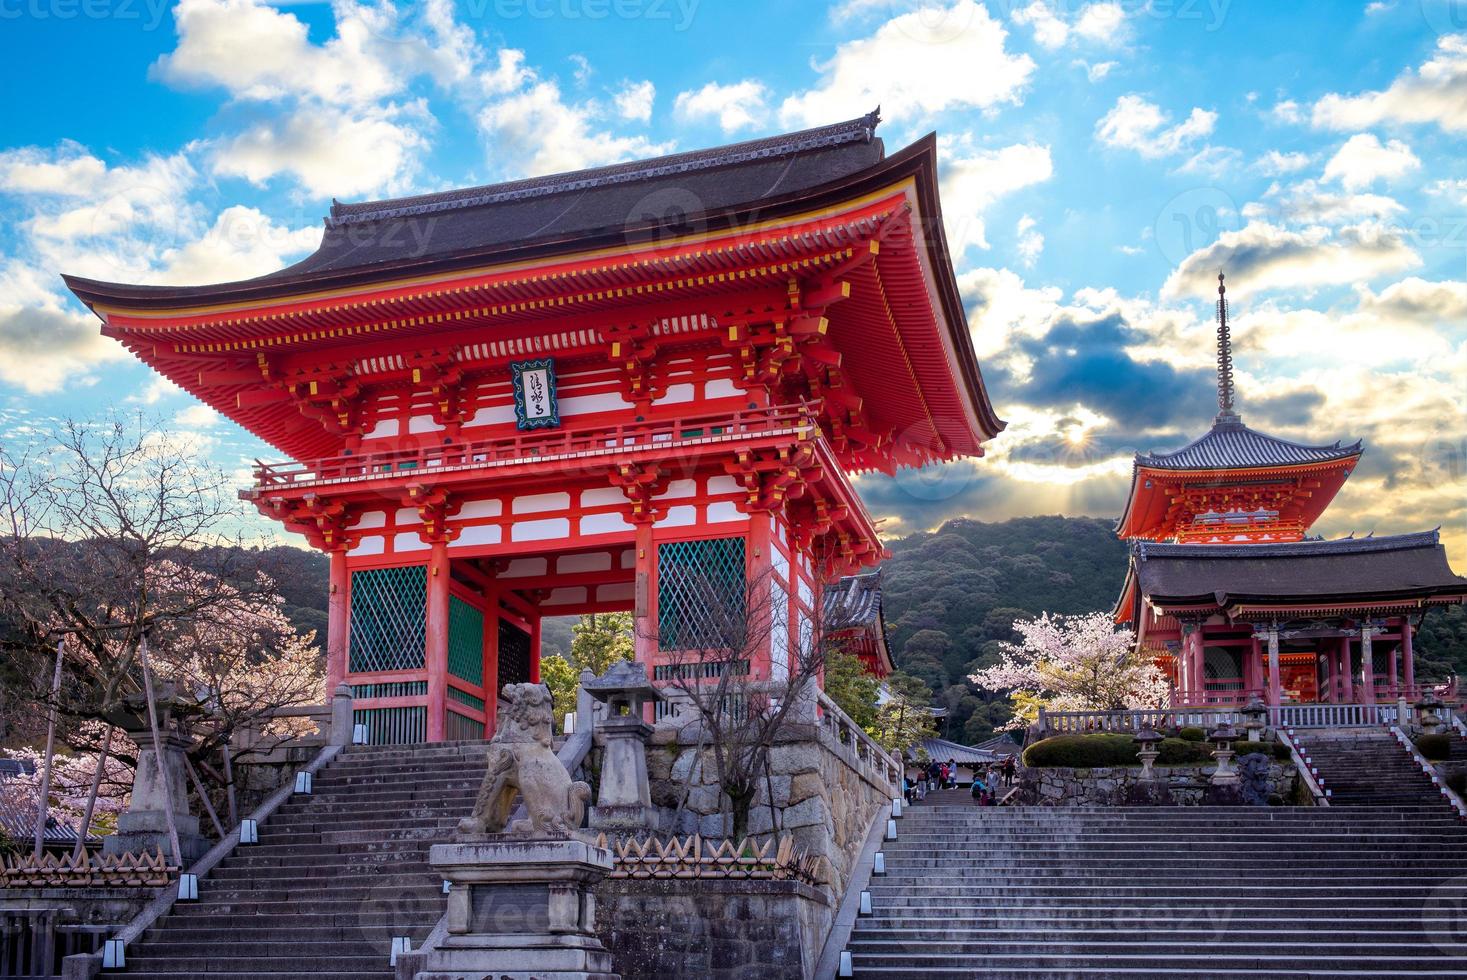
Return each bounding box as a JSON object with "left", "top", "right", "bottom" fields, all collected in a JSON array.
[{"left": 1215, "top": 271, "right": 1239, "bottom": 425}]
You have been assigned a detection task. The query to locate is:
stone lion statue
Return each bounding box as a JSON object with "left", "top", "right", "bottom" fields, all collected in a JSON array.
[{"left": 457, "top": 683, "right": 591, "bottom": 838}]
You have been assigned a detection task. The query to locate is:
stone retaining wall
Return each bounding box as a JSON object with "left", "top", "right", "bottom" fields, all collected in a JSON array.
[
  {"left": 1021, "top": 757, "right": 1302, "bottom": 806},
  {"left": 596, "top": 878, "right": 832, "bottom": 980}
]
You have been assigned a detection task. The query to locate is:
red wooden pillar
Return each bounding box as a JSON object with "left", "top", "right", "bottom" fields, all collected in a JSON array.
[
  {"left": 746, "top": 515, "right": 774, "bottom": 681},
  {"left": 325, "top": 549, "right": 349, "bottom": 696},
  {"left": 1403, "top": 619, "right": 1416, "bottom": 697},
  {"left": 1360, "top": 627, "right": 1376, "bottom": 706},
  {"left": 484, "top": 583, "right": 500, "bottom": 737},
  {"left": 1245, "top": 636, "right": 1260, "bottom": 697},
  {"left": 1389, "top": 635, "right": 1400, "bottom": 700},
  {"left": 1193, "top": 631, "right": 1207, "bottom": 704},
  {"left": 425, "top": 543, "right": 450, "bottom": 742},
  {"left": 1324, "top": 641, "right": 1339, "bottom": 703},
  {"left": 529, "top": 613, "right": 542, "bottom": 684},
  {"left": 1340, "top": 636, "right": 1354, "bottom": 703}
]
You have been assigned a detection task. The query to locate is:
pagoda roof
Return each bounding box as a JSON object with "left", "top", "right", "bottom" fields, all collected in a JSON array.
[
  {"left": 1117, "top": 531, "right": 1467, "bottom": 621},
  {"left": 64, "top": 112, "right": 886, "bottom": 306},
  {"left": 823, "top": 570, "right": 883, "bottom": 627},
  {"left": 1135, "top": 416, "right": 1362, "bottom": 472}
]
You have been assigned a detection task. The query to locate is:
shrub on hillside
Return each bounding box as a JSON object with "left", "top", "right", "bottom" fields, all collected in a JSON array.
[
  {"left": 1416, "top": 734, "right": 1452, "bottom": 760},
  {"left": 1177, "top": 726, "right": 1206, "bottom": 742}
]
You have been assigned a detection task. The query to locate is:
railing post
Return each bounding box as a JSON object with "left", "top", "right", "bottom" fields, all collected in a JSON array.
[{"left": 328, "top": 683, "right": 354, "bottom": 746}]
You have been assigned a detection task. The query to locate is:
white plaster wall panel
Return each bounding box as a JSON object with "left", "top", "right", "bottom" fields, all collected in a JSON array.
[
  {"left": 395, "top": 507, "right": 422, "bottom": 526},
  {"left": 654, "top": 479, "right": 696, "bottom": 500},
  {"left": 513, "top": 492, "right": 571, "bottom": 514},
  {"left": 363, "top": 418, "right": 400, "bottom": 440},
  {"left": 706, "top": 475, "right": 741, "bottom": 496},
  {"left": 771, "top": 546, "right": 790, "bottom": 581},
  {"left": 798, "top": 578, "right": 813, "bottom": 609},
  {"left": 394, "top": 532, "right": 430, "bottom": 553},
  {"left": 544, "top": 587, "right": 588, "bottom": 606},
  {"left": 408, "top": 415, "right": 443, "bottom": 434},
  {"left": 349, "top": 511, "right": 386, "bottom": 530},
  {"left": 580, "top": 512, "right": 633, "bottom": 535},
  {"left": 597, "top": 582, "right": 635, "bottom": 603},
  {"left": 453, "top": 524, "right": 502, "bottom": 547},
  {"left": 513, "top": 518, "right": 571, "bottom": 541},
  {"left": 468, "top": 404, "right": 518, "bottom": 427},
  {"left": 558, "top": 551, "right": 613, "bottom": 574},
  {"left": 703, "top": 378, "right": 741, "bottom": 400},
  {"left": 770, "top": 581, "right": 790, "bottom": 682},
  {"left": 501, "top": 557, "right": 548, "bottom": 578},
  {"left": 349, "top": 535, "right": 384, "bottom": 557},
  {"left": 559, "top": 391, "right": 632, "bottom": 417},
  {"left": 582, "top": 486, "right": 630, "bottom": 508},
  {"left": 621, "top": 549, "right": 636, "bottom": 569},
  {"left": 458, "top": 498, "right": 504, "bottom": 520},
  {"left": 706, "top": 500, "right": 745, "bottom": 524},
  {"left": 660, "top": 505, "right": 696, "bottom": 528},
  {"left": 652, "top": 383, "right": 695, "bottom": 406}
]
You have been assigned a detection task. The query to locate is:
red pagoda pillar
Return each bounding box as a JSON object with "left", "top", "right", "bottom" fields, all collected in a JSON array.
[
  {"left": 1389, "top": 634, "right": 1400, "bottom": 699},
  {"left": 1264, "top": 627, "right": 1282, "bottom": 708},
  {"left": 484, "top": 583, "right": 500, "bottom": 736},
  {"left": 1325, "top": 642, "right": 1339, "bottom": 703},
  {"left": 425, "top": 543, "right": 451, "bottom": 742},
  {"left": 529, "top": 614, "right": 542, "bottom": 685},
  {"left": 1359, "top": 626, "right": 1376, "bottom": 706},
  {"left": 1403, "top": 620, "right": 1416, "bottom": 696},
  {"left": 326, "top": 549, "right": 349, "bottom": 695}
]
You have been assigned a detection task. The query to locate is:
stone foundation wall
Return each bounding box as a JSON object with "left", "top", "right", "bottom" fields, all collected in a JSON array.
[
  {"left": 1021, "top": 758, "right": 1301, "bottom": 806},
  {"left": 596, "top": 878, "right": 832, "bottom": 980},
  {"left": 644, "top": 721, "right": 894, "bottom": 894}
]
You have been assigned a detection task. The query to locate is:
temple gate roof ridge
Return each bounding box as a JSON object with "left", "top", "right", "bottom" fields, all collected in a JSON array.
[
  {"left": 1133, "top": 529, "right": 1445, "bottom": 562},
  {"left": 1134, "top": 419, "right": 1363, "bottom": 471}
]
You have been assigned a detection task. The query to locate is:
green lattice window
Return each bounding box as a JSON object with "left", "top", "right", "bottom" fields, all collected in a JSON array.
[
  {"left": 445, "top": 711, "right": 485, "bottom": 741},
  {"left": 658, "top": 536, "right": 746, "bottom": 651},
  {"left": 498, "top": 619, "right": 531, "bottom": 691},
  {"left": 448, "top": 595, "right": 485, "bottom": 686},
  {"left": 448, "top": 687, "right": 486, "bottom": 711},
  {"left": 350, "top": 681, "right": 428, "bottom": 699},
  {"left": 349, "top": 566, "right": 427, "bottom": 673}
]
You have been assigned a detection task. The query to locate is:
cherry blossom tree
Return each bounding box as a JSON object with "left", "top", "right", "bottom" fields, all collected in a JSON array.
[{"left": 968, "top": 611, "right": 1169, "bottom": 729}]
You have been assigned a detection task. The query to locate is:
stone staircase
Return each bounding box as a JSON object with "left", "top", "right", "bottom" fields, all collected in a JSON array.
[
  {"left": 1293, "top": 729, "right": 1443, "bottom": 806},
  {"left": 110, "top": 741, "right": 488, "bottom": 979},
  {"left": 847, "top": 805, "right": 1467, "bottom": 977}
]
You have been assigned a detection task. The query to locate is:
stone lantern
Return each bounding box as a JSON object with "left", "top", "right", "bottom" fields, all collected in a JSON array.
[
  {"left": 1240, "top": 697, "right": 1268, "bottom": 743},
  {"left": 1132, "top": 722, "right": 1164, "bottom": 780},
  {"left": 583, "top": 660, "right": 665, "bottom": 834},
  {"left": 102, "top": 684, "right": 210, "bottom": 864},
  {"left": 1416, "top": 692, "right": 1445, "bottom": 735},
  {"left": 1208, "top": 722, "right": 1241, "bottom": 786}
]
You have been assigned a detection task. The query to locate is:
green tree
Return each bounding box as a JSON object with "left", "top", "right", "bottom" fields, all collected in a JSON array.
[
  {"left": 543, "top": 613, "right": 636, "bottom": 733},
  {"left": 540, "top": 653, "right": 579, "bottom": 733},
  {"left": 869, "top": 671, "right": 936, "bottom": 753},
  {"left": 822, "top": 646, "right": 880, "bottom": 733}
]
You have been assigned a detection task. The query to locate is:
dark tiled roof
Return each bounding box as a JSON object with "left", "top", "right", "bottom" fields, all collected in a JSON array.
[
  {"left": 1136, "top": 417, "right": 1361, "bottom": 471},
  {"left": 1134, "top": 531, "right": 1467, "bottom": 605},
  {"left": 915, "top": 737, "right": 1001, "bottom": 765},
  {"left": 0, "top": 771, "right": 93, "bottom": 845},
  {"left": 823, "top": 571, "right": 883, "bottom": 627},
  {"left": 261, "top": 111, "right": 886, "bottom": 281}
]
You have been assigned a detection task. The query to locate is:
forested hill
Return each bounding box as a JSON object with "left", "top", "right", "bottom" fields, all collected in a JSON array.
[{"left": 877, "top": 515, "right": 1129, "bottom": 743}]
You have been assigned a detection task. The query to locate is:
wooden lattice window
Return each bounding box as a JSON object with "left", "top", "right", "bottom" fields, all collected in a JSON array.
[
  {"left": 498, "top": 619, "right": 531, "bottom": 691},
  {"left": 348, "top": 566, "right": 427, "bottom": 673},
  {"left": 657, "top": 536, "right": 746, "bottom": 651},
  {"left": 448, "top": 595, "right": 484, "bottom": 686}
]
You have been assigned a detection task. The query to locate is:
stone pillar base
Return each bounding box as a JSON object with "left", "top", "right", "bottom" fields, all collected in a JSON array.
[
  {"left": 588, "top": 804, "right": 664, "bottom": 835},
  {"left": 422, "top": 838, "right": 618, "bottom": 980},
  {"left": 103, "top": 811, "right": 209, "bottom": 865}
]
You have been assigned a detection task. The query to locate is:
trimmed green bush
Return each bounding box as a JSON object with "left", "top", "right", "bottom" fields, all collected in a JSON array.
[
  {"left": 1178, "top": 726, "right": 1206, "bottom": 742},
  {"left": 1156, "top": 737, "right": 1215, "bottom": 765},
  {"left": 1023, "top": 734, "right": 1137, "bottom": 768},
  {"left": 1416, "top": 734, "right": 1452, "bottom": 761}
]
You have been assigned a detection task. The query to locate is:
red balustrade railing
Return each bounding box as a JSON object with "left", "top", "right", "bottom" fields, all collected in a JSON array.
[{"left": 250, "top": 403, "right": 816, "bottom": 491}]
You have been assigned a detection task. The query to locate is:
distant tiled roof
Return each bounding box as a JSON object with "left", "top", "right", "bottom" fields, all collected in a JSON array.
[
  {"left": 1133, "top": 531, "right": 1467, "bottom": 606},
  {"left": 0, "top": 771, "right": 94, "bottom": 846},
  {"left": 823, "top": 571, "right": 883, "bottom": 627},
  {"left": 1136, "top": 418, "right": 1361, "bottom": 471},
  {"left": 972, "top": 734, "right": 1022, "bottom": 757},
  {"left": 915, "top": 737, "right": 1001, "bottom": 765}
]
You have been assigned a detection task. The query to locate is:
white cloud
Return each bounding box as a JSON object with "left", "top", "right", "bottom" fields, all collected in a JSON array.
[
  {"left": 1164, "top": 220, "right": 1420, "bottom": 298},
  {"left": 938, "top": 139, "right": 1054, "bottom": 254},
  {"left": 1427, "top": 178, "right": 1467, "bottom": 206},
  {"left": 0, "top": 142, "right": 107, "bottom": 196},
  {"left": 779, "top": 1, "right": 1035, "bottom": 127},
  {"left": 1073, "top": 3, "right": 1127, "bottom": 44},
  {"left": 673, "top": 80, "right": 770, "bottom": 133},
  {"left": 176, "top": 404, "right": 222, "bottom": 428},
  {"left": 1269, "top": 99, "right": 1305, "bottom": 125},
  {"left": 0, "top": 288, "right": 128, "bottom": 394},
  {"left": 1015, "top": 214, "right": 1043, "bottom": 266},
  {"left": 569, "top": 54, "right": 593, "bottom": 87},
  {"left": 1252, "top": 149, "right": 1311, "bottom": 175},
  {"left": 1242, "top": 180, "right": 1404, "bottom": 226},
  {"left": 1096, "top": 95, "right": 1216, "bottom": 158},
  {"left": 478, "top": 81, "right": 673, "bottom": 177},
  {"left": 1012, "top": 1, "right": 1127, "bottom": 49},
  {"left": 1313, "top": 34, "right": 1467, "bottom": 133},
  {"left": 159, "top": 205, "right": 319, "bottom": 286},
  {"left": 1174, "top": 145, "right": 1243, "bottom": 177},
  {"left": 1085, "top": 60, "right": 1117, "bottom": 82},
  {"left": 613, "top": 80, "right": 656, "bottom": 123},
  {"left": 1013, "top": 1, "right": 1070, "bottom": 49},
  {"left": 1356, "top": 276, "right": 1467, "bottom": 324},
  {"left": 210, "top": 103, "right": 429, "bottom": 198},
  {"left": 1321, "top": 133, "right": 1420, "bottom": 190}
]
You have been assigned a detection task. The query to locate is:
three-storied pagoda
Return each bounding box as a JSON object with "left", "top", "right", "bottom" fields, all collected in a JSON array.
[
  {"left": 1115, "top": 275, "right": 1467, "bottom": 708},
  {"left": 65, "top": 112, "right": 1000, "bottom": 743}
]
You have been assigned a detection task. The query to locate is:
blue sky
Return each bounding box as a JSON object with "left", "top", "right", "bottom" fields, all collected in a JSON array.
[{"left": 1, "top": 0, "right": 1465, "bottom": 559}]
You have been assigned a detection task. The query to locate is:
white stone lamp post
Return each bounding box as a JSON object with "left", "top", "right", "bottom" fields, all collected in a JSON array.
[
  {"left": 102, "top": 684, "right": 210, "bottom": 864},
  {"left": 1132, "top": 723, "right": 1163, "bottom": 780},
  {"left": 583, "top": 661, "right": 665, "bottom": 835},
  {"left": 1415, "top": 693, "right": 1445, "bottom": 735},
  {"left": 1208, "top": 722, "right": 1241, "bottom": 787},
  {"left": 1240, "top": 697, "right": 1268, "bottom": 743}
]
